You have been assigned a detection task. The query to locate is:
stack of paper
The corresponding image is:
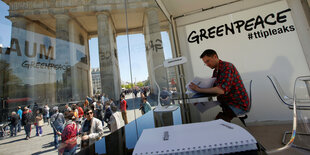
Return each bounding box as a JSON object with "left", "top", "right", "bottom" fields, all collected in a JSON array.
[{"left": 186, "top": 77, "right": 216, "bottom": 94}]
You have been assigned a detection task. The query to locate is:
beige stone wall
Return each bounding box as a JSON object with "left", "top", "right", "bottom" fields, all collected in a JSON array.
[{"left": 3, "top": 0, "right": 154, "bottom": 15}]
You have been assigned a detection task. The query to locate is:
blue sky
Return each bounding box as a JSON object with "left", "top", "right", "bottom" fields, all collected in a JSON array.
[
  {"left": 0, "top": 1, "right": 172, "bottom": 83},
  {"left": 90, "top": 33, "right": 172, "bottom": 82},
  {"left": 0, "top": 1, "right": 10, "bottom": 47}
]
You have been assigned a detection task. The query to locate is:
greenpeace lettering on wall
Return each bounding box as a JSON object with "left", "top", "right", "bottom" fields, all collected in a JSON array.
[
  {"left": 0, "top": 29, "right": 86, "bottom": 71},
  {"left": 184, "top": 1, "right": 310, "bottom": 122},
  {"left": 187, "top": 8, "right": 295, "bottom": 44},
  {"left": 184, "top": 0, "right": 308, "bottom": 86}
]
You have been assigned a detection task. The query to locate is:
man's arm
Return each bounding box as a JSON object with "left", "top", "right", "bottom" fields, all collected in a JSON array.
[
  {"left": 85, "top": 119, "right": 104, "bottom": 140},
  {"left": 189, "top": 82, "right": 224, "bottom": 95}
]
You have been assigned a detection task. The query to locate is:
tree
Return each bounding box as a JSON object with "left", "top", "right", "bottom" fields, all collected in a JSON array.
[
  {"left": 125, "top": 84, "right": 132, "bottom": 89},
  {"left": 136, "top": 82, "right": 144, "bottom": 87},
  {"left": 143, "top": 79, "right": 150, "bottom": 86}
]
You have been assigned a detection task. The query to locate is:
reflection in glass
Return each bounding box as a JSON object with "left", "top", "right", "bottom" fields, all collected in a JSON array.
[
  {"left": 0, "top": 0, "right": 185, "bottom": 154},
  {"left": 0, "top": 20, "right": 91, "bottom": 122}
]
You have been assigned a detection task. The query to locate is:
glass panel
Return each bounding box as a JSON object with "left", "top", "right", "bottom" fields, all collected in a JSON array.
[
  {"left": 0, "top": 0, "right": 129, "bottom": 154},
  {"left": 1, "top": 14, "right": 89, "bottom": 109},
  {"left": 291, "top": 76, "right": 310, "bottom": 150}
]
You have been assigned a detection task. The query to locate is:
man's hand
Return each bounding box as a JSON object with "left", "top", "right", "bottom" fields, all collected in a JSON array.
[
  {"left": 82, "top": 135, "right": 89, "bottom": 141},
  {"left": 189, "top": 83, "right": 225, "bottom": 95},
  {"left": 56, "top": 131, "right": 62, "bottom": 135},
  {"left": 189, "top": 82, "right": 200, "bottom": 92}
]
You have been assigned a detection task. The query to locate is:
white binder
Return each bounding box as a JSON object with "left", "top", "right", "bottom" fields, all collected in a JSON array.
[{"left": 133, "top": 119, "right": 257, "bottom": 155}]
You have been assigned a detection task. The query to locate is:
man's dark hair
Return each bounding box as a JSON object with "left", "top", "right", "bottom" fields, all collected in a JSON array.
[
  {"left": 64, "top": 111, "right": 75, "bottom": 120},
  {"left": 84, "top": 107, "right": 92, "bottom": 113},
  {"left": 200, "top": 49, "right": 218, "bottom": 58},
  {"left": 111, "top": 105, "right": 117, "bottom": 112}
]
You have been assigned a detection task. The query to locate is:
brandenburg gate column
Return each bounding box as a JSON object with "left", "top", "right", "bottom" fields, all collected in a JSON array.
[
  {"left": 55, "top": 14, "right": 70, "bottom": 41},
  {"left": 97, "top": 12, "right": 121, "bottom": 100},
  {"left": 7, "top": 16, "right": 30, "bottom": 98},
  {"left": 144, "top": 8, "right": 168, "bottom": 95},
  {"left": 55, "top": 14, "right": 71, "bottom": 102}
]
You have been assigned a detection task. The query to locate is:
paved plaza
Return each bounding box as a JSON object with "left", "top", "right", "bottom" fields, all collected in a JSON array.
[{"left": 0, "top": 94, "right": 150, "bottom": 155}]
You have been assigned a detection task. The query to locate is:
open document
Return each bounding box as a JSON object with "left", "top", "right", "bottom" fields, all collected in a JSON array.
[
  {"left": 185, "top": 77, "right": 218, "bottom": 113},
  {"left": 186, "top": 77, "right": 216, "bottom": 94}
]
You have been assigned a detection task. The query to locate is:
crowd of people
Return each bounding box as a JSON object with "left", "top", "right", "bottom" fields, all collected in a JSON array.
[
  {"left": 5, "top": 93, "right": 130, "bottom": 154},
  {"left": 4, "top": 88, "right": 160, "bottom": 154},
  {"left": 50, "top": 94, "right": 127, "bottom": 154}
]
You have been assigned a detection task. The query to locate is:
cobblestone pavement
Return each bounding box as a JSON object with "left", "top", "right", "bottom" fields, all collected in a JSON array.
[{"left": 0, "top": 93, "right": 155, "bottom": 155}]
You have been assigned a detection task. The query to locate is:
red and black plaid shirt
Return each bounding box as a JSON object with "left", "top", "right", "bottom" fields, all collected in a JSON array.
[{"left": 212, "top": 60, "right": 249, "bottom": 111}]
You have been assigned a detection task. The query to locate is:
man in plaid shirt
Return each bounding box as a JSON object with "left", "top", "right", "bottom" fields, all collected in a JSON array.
[{"left": 189, "top": 49, "right": 250, "bottom": 122}]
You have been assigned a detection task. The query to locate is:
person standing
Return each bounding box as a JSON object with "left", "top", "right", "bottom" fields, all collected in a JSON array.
[
  {"left": 86, "top": 96, "right": 93, "bottom": 105},
  {"left": 58, "top": 111, "right": 78, "bottom": 155},
  {"left": 95, "top": 102, "right": 104, "bottom": 126},
  {"left": 189, "top": 49, "right": 250, "bottom": 122},
  {"left": 17, "top": 106, "right": 23, "bottom": 132},
  {"left": 77, "top": 104, "right": 84, "bottom": 122},
  {"left": 120, "top": 95, "right": 128, "bottom": 125},
  {"left": 141, "top": 97, "right": 152, "bottom": 114},
  {"left": 140, "top": 90, "right": 145, "bottom": 99},
  {"left": 109, "top": 99, "right": 116, "bottom": 108},
  {"left": 133, "top": 88, "right": 138, "bottom": 98},
  {"left": 108, "top": 106, "right": 122, "bottom": 133},
  {"left": 101, "top": 93, "right": 105, "bottom": 105},
  {"left": 84, "top": 98, "right": 90, "bottom": 111},
  {"left": 65, "top": 104, "right": 72, "bottom": 112},
  {"left": 160, "top": 87, "right": 171, "bottom": 105},
  {"left": 143, "top": 87, "right": 148, "bottom": 97},
  {"left": 43, "top": 104, "right": 50, "bottom": 125},
  {"left": 22, "top": 107, "right": 32, "bottom": 140},
  {"left": 80, "top": 108, "right": 104, "bottom": 149},
  {"left": 10, "top": 111, "right": 19, "bottom": 137},
  {"left": 50, "top": 106, "right": 65, "bottom": 149},
  {"left": 103, "top": 103, "right": 112, "bottom": 130},
  {"left": 71, "top": 105, "right": 79, "bottom": 121},
  {"left": 35, "top": 109, "right": 44, "bottom": 136}
]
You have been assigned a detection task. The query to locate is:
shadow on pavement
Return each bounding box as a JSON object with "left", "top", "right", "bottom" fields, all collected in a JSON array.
[
  {"left": 31, "top": 147, "right": 56, "bottom": 155},
  {"left": 41, "top": 132, "right": 53, "bottom": 137},
  {"left": 42, "top": 141, "right": 54, "bottom": 148},
  {"left": 0, "top": 133, "right": 24, "bottom": 140},
  {"left": 0, "top": 137, "right": 26, "bottom": 145}
]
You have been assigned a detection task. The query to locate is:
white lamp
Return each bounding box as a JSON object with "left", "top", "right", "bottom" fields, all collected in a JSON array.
[{"left": 153, "top": 57, "right": 187, "bottom": 113}]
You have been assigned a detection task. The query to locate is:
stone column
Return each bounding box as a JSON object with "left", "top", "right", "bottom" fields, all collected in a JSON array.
[
  {"left": 86, "top": 38, "right": 93, "bottom": 96},
  {"left": 55, "top": 14, "right": 71, "bottom": 102},
  {"left": 97, "top": 12, "right": 120, "bottom": 100},
  {"left": 55, "top": 14, "right": 70, "bottom": 41},
  {"left": 7, "top": 16, "right": 30, "bottom": 98},
  {"left": 68, "top": 19, "right": 80, "bottom": 100},
  {"left": 144, "top": 8, "right": 168, "bottom": 96},
  {"left": 9, "top": 16, "right": 28, "bottom": 62}
]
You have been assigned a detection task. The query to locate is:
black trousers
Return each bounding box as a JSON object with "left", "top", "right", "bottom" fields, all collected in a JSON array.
[{"left": 215, "top": 103, "right": 237, "bottom": 122}]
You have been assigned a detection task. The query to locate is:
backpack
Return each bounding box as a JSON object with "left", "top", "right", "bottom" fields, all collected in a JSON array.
[
  {"left": 43, "top": 109, "right": 47, "bottom": 115},
  {"left": 22, "top": 113, "right": 29, "bottom": 126}
]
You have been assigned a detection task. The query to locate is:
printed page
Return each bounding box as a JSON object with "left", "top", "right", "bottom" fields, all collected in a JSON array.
[{"left": 186, "top": 77, "right": 216, "bottom": 94}]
